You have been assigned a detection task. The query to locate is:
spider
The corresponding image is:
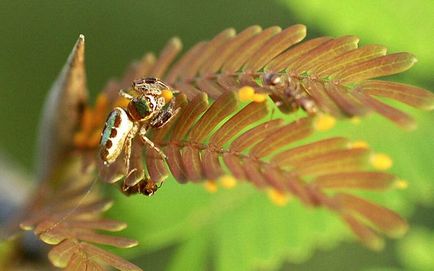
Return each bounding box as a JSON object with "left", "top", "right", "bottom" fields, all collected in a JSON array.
[{"left": 99, "top": 77, "right": 179, "bottom": 195}]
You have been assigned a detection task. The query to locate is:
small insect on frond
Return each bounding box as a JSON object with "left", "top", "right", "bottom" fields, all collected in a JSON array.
[
  {"left": 133, "top": 25, "right": 433, "bottom": 129},
  {"left": 98, "top": 89, "right": 407, "bottom": 249}
]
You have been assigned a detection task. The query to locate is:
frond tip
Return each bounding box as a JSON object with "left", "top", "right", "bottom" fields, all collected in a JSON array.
[
  {"left": 100, "top": 89, "right": 409, "bottom": 248},
  {"left": 154, "top": 25, "right": 433, "bottom": 128},
  {"left": 20, "top": 171, "right": 141, "bottom": 271}
]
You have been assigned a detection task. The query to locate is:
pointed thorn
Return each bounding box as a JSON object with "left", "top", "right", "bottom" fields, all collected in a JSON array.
[{"left": 36, "top": 35, "right": 89, "bottom": 182}]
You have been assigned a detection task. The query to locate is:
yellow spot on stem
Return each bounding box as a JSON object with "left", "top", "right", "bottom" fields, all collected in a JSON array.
[
  {"left": 370, "top": 153, "right": 393, "bottom": 170},
  {"left": 219, "top": 175, "right": 237, "bottom": 189},
  {"left": 314, "top": 114, "right": 336, "bottom": 131},
  {"left": 267, "top": 189, "right": 290, "bottom": 206},
  {"left": 252, "top": 93, "right": 268, "bottom": 103},
  {"left": 348, "top": 140, "right": 369, "bottom": 149},
  {"left": 161, "top": 89, "right": 174, "bottom": 103},
  {"left": 238, "top": 86, "right": 255, "bottom": 101},
  {"left": 394, "top": 179, "right": 409, "bottom": 190},
  {"left": 204, "top": 180, "right": 218, "bottom": 193}
]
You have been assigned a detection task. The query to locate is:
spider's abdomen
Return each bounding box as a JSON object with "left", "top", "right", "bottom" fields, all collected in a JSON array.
[{"left": 100, "top": 107, "right": 133, "bottom": 165}]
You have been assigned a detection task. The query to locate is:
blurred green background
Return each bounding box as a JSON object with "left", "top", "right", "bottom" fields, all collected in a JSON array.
[{"left": 0, "top": 0, "right": 433, "bottom": 270}]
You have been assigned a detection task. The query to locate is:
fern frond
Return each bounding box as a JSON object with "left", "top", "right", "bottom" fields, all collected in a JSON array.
[
  {"left": 20, "top": 158, "right": 141, "bottom": 271},
  {"left": 114, "top": 25, "right": 433, "bottom": 129},
  {"left": 103, "top": 92, "right": 408, "bottom": 249}
]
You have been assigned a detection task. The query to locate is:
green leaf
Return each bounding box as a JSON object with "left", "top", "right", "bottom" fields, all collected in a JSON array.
[
  {"left": 397, "top": 227, "right": 434, "bottom": 271},
  {"left": 165, "top": 229, "right": 209, "bottom": 271}
]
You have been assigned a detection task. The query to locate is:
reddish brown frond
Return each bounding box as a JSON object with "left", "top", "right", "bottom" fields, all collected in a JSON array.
[
  {"left": 323, "top": 83, "right": 368, "bottom": 117},
  {"left": 170, "top": 93, "right": 208, "bottom": 141},
  {"left": 341, "top": 213, "right": 384, "bottom": 250},
  {"left": 48, "top": 239, "right": 78, "bottom": 268},
  {"left": 244, "top": 24, "right": 306, "bottom": 72},
  {"left": 353, "top": 88, "right": 415, "bottom": 129},
  {"left": 316, "top": 45, "right": 387, "bottom": 77},
  {"left": 74, "top": 231, "right": 138, "bottom": 248},
  {"left": 268, "top": 37, "right": 332, "bottom": 72},
  {"left": 230, "top": 119, "right": 284, "bottom": 152},
  {"left": 337, "top": 53, "right": 417, "bottom": 83},
  {"left": 313, "top": 172, "right": 395, "bottom": 190},
  {"left": 150, "top": 37, "right": 182, "bottom": 78},
  {"left": 291, "top": 35, "right": 360, "bottom": 73},
  {"left": 271, "top": 137, "right": 349, "bottom": 166},
  {"left": 336, "top": 193, "right": 408, "bottom": 237},
  {"left": 146, "top": 150, "right": 169, "bottom": 183},
  {"left": 21, "top": 172, "right": 141, "bottom": 270},
  {"left": 179, "top": 28, "right": 236, "bottom": 80},
  {"left": 66, "top": 219, "right": 127, "bottom": 231},
  {"left": 166, "top": 41, "right": 207, "bottom": 85},
  {"left": 209, "top": 101, "right": 269, "bottom": 148},
  {"left": 292, "top": 148, "right": 369, "bottom": 176},
  {"left": 188, "top": 91, "right": 238, "bottom": 142},
  {"left": 182, "top": 145, "right": 203, "bottom": 181},
  {"left": 222, "top": 26, "right": 281, "bottom": 73},
  {"left": 149, "top": 25, "right": 432, "bottom": 128},
  {"left": 249, "top": 117, "right": 313, "bottom": 158},
  {"left": 302, "top": 79, "right": 343, "bottom": 116},
  {"left": 200, "top": 25, "right": 262, "bottom": 75},
  {"left": 360, "top": 80, "right": 434, "bottom": 110},
  {"left": 165, "top": 144, "right": 188, "bottom": 183},
  {"left": 202, "top": 149, "right": 223, "bottom": 180},
  {"left": 81, "top": 243, "right": 142, "bottom": 271},
  {"left": 104, "top": 91, "right": 406, "bottom": 248}
]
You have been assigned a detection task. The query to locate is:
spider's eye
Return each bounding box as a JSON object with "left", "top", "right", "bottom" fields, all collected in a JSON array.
[{"left": 146, "top": 96, "right": 155, "bottom": 110}]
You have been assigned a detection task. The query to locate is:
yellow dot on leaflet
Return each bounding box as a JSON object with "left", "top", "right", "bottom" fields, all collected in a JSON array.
[
  {"left": 370, "top": 153, "right": 393, "bottom": 170},
  {"left": 252, "top": 93, "right": 268, "bottom": 103},
  {"left": 394, "top": 179, "right": 409, "bottom": 190},
  {"left": 348, "top": 140, "right": 369, "bottom": 149},
  {"left": 267, "top": 189, "right": 290, "bottom": 206},
  {"left": 313, "top": 114, "right": 336, "bottom": 131},
  {"left": 238, "top": 86, "right": 255, "bottom": 101},
  {"left": 219, "top": 175, "right": 237, "bottom": 189},
  {"left": 350, "top": 116, "right": 361, "bottom": 125},
  {"left": 161, "top": 89, "right": 174, "bottom": 103},
  {"left": 204, "top": 180, "right": 218, "bottom": 193}
]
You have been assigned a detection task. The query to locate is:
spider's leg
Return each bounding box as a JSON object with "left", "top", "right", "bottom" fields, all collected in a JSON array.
[
  {"left": 151, "top": 100, "right": 180, "bottom": 128},
  {"left": 119, "top": 89, "right": 134, "bottom": 100},
  {"left": 123, "top": 124, "right": 139, "bottom": 175},
  {"left": 139, "top": 125, "right": 167, "bottom": 159},
  {"left": 159, "top": 107, "right": 180, "bottom": 128}
]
